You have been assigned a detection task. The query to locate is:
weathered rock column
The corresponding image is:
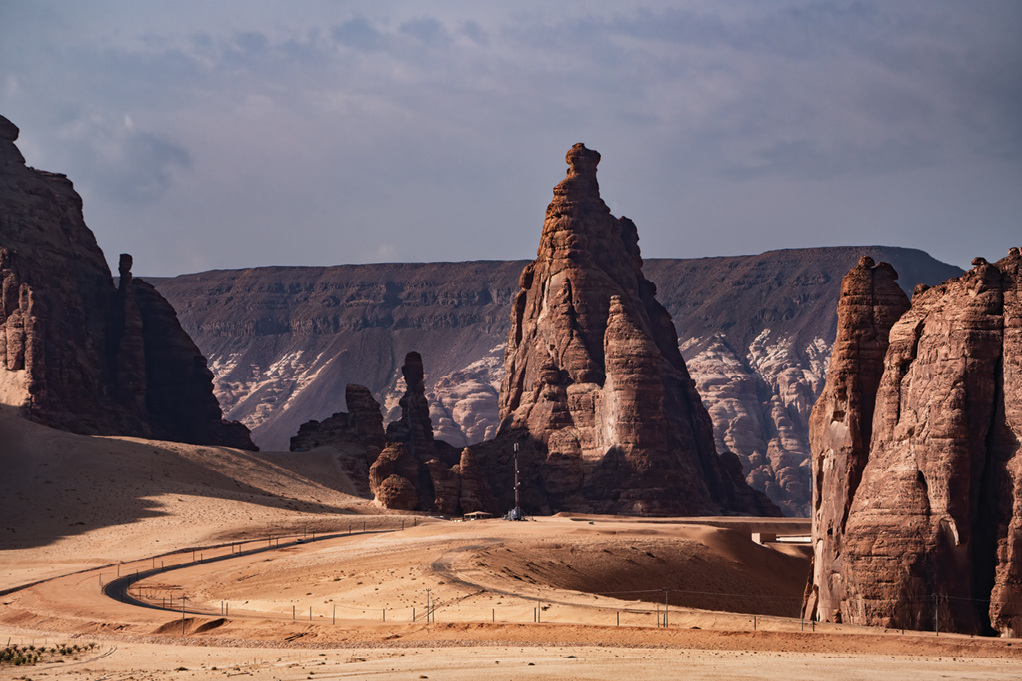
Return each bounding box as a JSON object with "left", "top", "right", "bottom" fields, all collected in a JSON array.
[{"left": 803, "top": 256, "right": 909, "bottom": 622}]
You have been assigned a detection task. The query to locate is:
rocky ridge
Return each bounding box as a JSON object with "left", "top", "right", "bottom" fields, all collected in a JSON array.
[
  {"left": 806, "top": 249, "right": 1022, "bottom": 637},
  {"left": 0, "top": 114, "right": 254, "bottom": 449},
  {"left": 156, "top": 249, "right": 962, "bottom": 515}
]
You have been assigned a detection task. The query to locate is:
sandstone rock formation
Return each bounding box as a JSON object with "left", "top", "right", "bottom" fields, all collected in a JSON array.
[
  {"left": 293, "top": 352, "right": 499, "bottom": 515},
  {"left": 488, "top": 143, "right": 778, "bottom": 516},
  {"left": 802, "top": 256, "right": 910, "bottom": 622},
  {"left": 807, "top": 249, "right": 1022, "bottom": 637},
  {"left": 384, "top": 352, "right": 435, "bottom": 459},
  {"left": 454, "top": 446, "right": 497, "bottom": 514},
  {"left": 368, "top": 443, "right": 421, "bottom": 511},
  {"left": 156, "top": 240, "right": 960, "bottom": 515},
  {"left": 0, "top": 114, "right": 255, "bottom": 450},
  {"left": 290, "top": 384, "right": 385, "bottom": 454}
]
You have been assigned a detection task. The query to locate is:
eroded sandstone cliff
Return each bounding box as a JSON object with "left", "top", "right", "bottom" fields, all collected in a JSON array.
[
  {"left": 802, "top": 256, "right": 910, "bottom": 622},
  {"left": 0, "top": 114, "right": 254, "bottom": 450},
  {"left": 807, "top": 249, "right": 1022, "bottom": 637},
  {"left": 488, "top": 143, "right": 779, "bottom": 516}
]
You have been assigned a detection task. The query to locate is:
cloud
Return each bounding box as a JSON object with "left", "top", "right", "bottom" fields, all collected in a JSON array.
[
  {"left": 332, "top": 17, "right": 384, "bottom": 52},
  {"left": 1, "top": 1, "right": 1019, "bottom": 275},
  {"left": 54, "top": 114, "right": 192, "bottom": 203}
]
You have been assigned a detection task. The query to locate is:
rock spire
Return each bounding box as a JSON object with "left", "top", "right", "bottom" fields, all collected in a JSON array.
[
  {"left": 802, "top": 256, "right": 910, "bottom": 622},
  {"left": 494, "top": 143, "right": 779, "bottom": 516}
]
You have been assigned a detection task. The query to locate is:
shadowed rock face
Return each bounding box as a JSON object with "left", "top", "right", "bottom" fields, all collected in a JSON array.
[
  {"left": 802, "top": 256, "right": 910, "bottom": 622},
  {"left": 493, "top": 143, "right": 779, "bottom": 517},
  {"left": 0, "top": 114, "right": 255, "bottom": 450},
  {"left": 807, "top": 248, "right": 1022, "bottom": 637}
]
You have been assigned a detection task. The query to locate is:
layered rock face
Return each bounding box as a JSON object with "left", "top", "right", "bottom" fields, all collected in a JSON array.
[
  {"left": 293, "top": 352, "right": 498, "bottom": 515},
  {"left": 492, "top": 143, "right": 778, "bottom": 516},
  {"left": 808, "top": 249, "right": 1022, "bottom": 637},
  {"left": 157, "top": 248, "right": 958, "bottom": 513},
  {"left": 802, "top": 256, "right": 910, "bottom": 622},
  {"left": 0, "top": 114, "right": 255, "bottom": 450}
]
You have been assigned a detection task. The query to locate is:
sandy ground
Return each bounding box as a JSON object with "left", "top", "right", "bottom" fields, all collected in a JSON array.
[{"left": 2, "top": 406, "right": 1021, "bottom": 679}]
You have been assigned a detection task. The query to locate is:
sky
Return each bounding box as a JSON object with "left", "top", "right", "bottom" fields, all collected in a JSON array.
[{"left": 1, "top": 1, "right": 1020, "bottom": 277}]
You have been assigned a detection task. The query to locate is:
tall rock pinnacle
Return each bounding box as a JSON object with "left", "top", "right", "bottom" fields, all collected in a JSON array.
[
  {"left": 496, "top": 143, "right": 779, "bottom": 516},
  {"left": 806, "top": 248, "right": 1022, "bottom": 636},
  {"left": 803, "top": 256, "right": 910, "bottom": 622}
]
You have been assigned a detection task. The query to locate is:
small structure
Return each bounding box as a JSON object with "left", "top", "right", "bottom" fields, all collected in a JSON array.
[
  {"left": 751, "top": 532, "right": 777, "bottom": 545},
  {"left": 464, "top": 511, "right": 493, "bottom": 521}
]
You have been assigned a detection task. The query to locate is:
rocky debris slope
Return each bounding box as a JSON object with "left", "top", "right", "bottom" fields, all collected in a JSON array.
[
  {"left": 0, "top": 114, "right": 254, "bottom": 450},
  {"left": 801, "top": 256, "right": 911, "bottom": 623},
  {"left": 292, "top": 352, "right": 498, "bottom": 515},
  {"left": 806, "top": 249, "right": 1022, "bottom": 637},
  {"left": 482, "top": 143, "right": 779, "bottom": 516}
]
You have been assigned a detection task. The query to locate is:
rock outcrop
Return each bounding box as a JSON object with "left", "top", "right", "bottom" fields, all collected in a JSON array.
[
  {"left": 368, "top": 443, "right": 421, "bottom": 511},
  {"left": 293, "top": 352, "right": 499, "bottom": 515},
  {"left": 290, "top": 384, "right": 385, "bottom": 454},
  {"left": 807, "top": 249, "right": 1022, "bottom": 637},
  {"left": 0, "top": 114, "right": 255, "bottom": 449},
  {"left": 802, "top": 256, "right": 910, "bottom": 622},
  {"left": 454, "top": 446, "right": 497, "bottom": 514},
  {"left": 384, "top": 351, "right": 435, "bottom": 459},
  {"left": 488, "top": 143, "right": 778, "bottom": 516}
]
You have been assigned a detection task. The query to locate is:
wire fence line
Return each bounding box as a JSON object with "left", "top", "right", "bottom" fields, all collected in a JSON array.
[{"left": 93, "top": 518, "right": 1015, "bottom": 637}]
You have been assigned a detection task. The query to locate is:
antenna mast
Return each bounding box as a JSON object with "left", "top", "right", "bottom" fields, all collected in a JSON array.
[{"left": 511, "top": 443, "right": 523, "bottom": 520}]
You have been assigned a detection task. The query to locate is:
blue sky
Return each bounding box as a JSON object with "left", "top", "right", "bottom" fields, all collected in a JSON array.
[{"left": 1, "top": 1, "right": 1019, "bottom": 276}]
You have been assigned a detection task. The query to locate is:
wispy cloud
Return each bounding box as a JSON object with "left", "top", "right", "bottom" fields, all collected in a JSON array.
[{"left": 1, "top": 1, "right": 1019, "bottom": 274}]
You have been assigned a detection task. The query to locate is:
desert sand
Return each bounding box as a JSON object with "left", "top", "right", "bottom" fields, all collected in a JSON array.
[{"left": 2, "top": 405, "right": 1020, "bottom": 679}]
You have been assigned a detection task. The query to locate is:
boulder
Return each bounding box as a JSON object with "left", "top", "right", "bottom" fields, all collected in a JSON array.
[{"left": 368, "top": 443, "right": 420, "bottom": 511}]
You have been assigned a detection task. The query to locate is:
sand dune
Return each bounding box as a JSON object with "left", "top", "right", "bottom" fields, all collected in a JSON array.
[{"left": 2, "top": 409, "right": 1020, "bottom": 679}]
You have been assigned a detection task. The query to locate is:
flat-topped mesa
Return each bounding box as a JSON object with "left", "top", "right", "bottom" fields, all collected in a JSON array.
[
  {"left": 494, "top": 143, "right": 779, "bottom": 517},
  {"left": 0, "top": 114, "right": 255, "bottom": 450},
  {"left": 803, "top": 256, "right": 910, "bottom": 622},
  {"left": 807, "top": 248, "right": 1022, "bottom": 636}
]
